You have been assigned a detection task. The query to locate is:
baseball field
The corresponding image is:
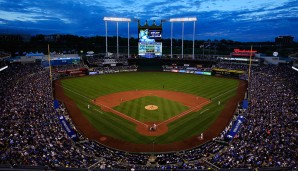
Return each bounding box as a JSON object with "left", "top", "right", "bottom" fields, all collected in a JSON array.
[{"left": 54, "top": 72, "right": 246, "bottom": 152}]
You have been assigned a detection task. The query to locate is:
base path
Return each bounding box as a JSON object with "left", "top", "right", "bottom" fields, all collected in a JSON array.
[
  {"left": 54, "top": 80, "right": 247, "bottom": 152},
  {"left": 94, "top": 90, "right": 206, "bottom": 108},
  {"left": 93, "top": 90, "right": 210, "bottom": 136}
]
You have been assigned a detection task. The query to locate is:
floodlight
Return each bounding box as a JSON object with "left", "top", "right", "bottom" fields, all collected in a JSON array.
[
  {"left": 103, "top": 17, "right": 135, "bottom": 58},
  {"left": 103, "top": 17, "right": 131, "bottom": 22},
  {"left": 168, "top": 17, "right": 197, "bottom": 59},
  {"left": 169, "top": 17, "right": 197, "bottom": 22},
  {"left": 0, "top": 66, "right": 8, "bottom": 72}
]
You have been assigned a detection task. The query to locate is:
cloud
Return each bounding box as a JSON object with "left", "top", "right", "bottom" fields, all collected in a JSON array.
[
  {"left": 0, "top": 10, "right": 45, "bottom": 22},
  {"left": 0, "top": 0, "right": 296, "bottom": 41}
]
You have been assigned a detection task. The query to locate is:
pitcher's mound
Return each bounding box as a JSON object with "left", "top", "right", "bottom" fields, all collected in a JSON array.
[{"left": 145, "top": 105, "right": 158, "bottom": 110}]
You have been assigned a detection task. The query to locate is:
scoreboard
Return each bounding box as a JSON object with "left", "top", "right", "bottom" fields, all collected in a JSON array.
[
  {"left": 138, "top": 42, "right": 162, "bottom": 56},
  {"left": 138, "top": 28, "right": 162, "bottom": 58}
]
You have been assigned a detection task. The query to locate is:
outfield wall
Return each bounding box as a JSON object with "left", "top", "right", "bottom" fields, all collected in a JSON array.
[{"left": 128, "top": 58, "right": 217, "bottom": 71}]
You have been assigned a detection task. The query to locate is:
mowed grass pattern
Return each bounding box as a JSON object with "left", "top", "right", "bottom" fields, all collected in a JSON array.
[
  {"left": 61, "top": 72, "right": 240, "bottom": 144},
  {"left": 113, "top": 96, "right": 189, "bottom": 122}
]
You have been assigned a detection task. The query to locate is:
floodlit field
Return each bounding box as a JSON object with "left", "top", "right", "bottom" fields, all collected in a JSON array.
[
  {"left": 60, "top": 72, "right": 240, "bottom": 144},
  {"left": 113, "top": 96, "right": 189, "bottom": 122}
]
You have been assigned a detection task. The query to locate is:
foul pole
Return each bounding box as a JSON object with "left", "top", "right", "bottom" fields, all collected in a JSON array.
[
  {"left": 48, "top": 44, "right": 52, "bottom": 82},
  {"left": 248, "top": 45, "right": 253, "bottom": 84}
]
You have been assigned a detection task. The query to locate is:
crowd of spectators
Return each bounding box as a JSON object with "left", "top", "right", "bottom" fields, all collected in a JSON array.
[
  {"left": 86, "top": 55, "right": 105, "bottom": 65},
  {"left": 215, "top": 63, "right": 250, "bottom": 71},
  {"left": 75, "top": 140, "right": 224, "bottom": 170},
  {"left": 0, "top": 60, "right": 7, "bottom": 68},
  {"left": 0, "top": 62, "right": 297, "bottom": 170},
  {"left": 0, "top": 63, "right": 98, "bottom": 168},
  {"left": 210, "top": 65, "right": 297, "bottom": 169},
  {"left": 162, "top": 65, "right": 212, "bottom": 72},
  {"left": 0, "top": 63, "right": 216, "bottom": 170},
  {"left": 90, "top": 65, "right": 138, "bottom": 74},
  {"left": 87, "top": 56, "right": 128, "bottom": 66},
  {"left": 52, "top": 63, "right": 86, "bottom": 72},
  {"left": 163, "top": 63, "right": 250, "bottom": 75},
  {"left": 0, "top": 51, "right": 10, "bottom": 59}
]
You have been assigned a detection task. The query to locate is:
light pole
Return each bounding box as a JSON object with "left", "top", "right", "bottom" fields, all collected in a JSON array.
[
  {"left": 103, "top": 17, "right": 132, "bottom": 58},
  {"left": 105, "top": 20, "right": 108, "bottom": 57},
  {"left": 116, "top": 21, "right": 119, "bottom": 57},
  {"left": 193, "top": 21, "right": 196, "bottom": 59},
  {"left": 171, "top": 22, "right": 173, "bottom": 59},
  {"left": 128, "top": 22, "right": 130, "bottom": 58},
  {"left": 182, "top": 21, "right": 184, "bottom": 59},
  {"left": 169, "top": 17, "right": 197, "bottom": 59}
]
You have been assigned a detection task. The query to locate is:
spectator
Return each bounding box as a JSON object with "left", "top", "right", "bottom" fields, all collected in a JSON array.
[{"left": 0, "top": 63, "right": 296, "bottom": 170}]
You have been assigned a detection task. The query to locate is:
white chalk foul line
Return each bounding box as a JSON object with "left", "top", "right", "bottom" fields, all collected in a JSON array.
[
  {"left": 59, "top": 82, "right": 246, "bottom": 129},
  {"left": 157, "top": 82, "right": 246, "bottom": 126},
  {"left": 157, "top": 100, "right": 211, "bottom": 127},
  {"left": 200, "top": 108, "right": 209, "bottom": 114},
  {"left": 96, "top": 102, "right": 149, "bottom": 127},
  {"left": 59, "top": 84, "right": 93, "bottom": 101},
  {"left": 59, "top": 84, "right": 148, "bottom": 127},
  {"left": 211, "top": 82, "right": 246, "bottom": 101},
  {"left": 94, "top": 109, "right": 103, "bottom": 113}
]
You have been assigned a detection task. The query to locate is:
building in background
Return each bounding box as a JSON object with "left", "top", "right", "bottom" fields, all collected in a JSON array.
[{"left": 275, "top": 36, "right": 294, "bottom": 45}]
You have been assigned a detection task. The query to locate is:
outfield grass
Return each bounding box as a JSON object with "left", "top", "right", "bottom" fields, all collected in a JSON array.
[
  {"left": 113, "top": 96, "right": 189, "bottom": 122},
  {"left": 61, "top": 72, "right": 240, "bottom": 144}
]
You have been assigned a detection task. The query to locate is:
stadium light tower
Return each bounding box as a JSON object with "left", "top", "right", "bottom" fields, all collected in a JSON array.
[
  {"left": 169, "top": 17, "right": 197, "bottom": 59},
  {"left": 0, "top": 66, "right": 8, "bottom": 72},
  {"left": 103, "top": 17, "right": 132, "bottom": 58}
]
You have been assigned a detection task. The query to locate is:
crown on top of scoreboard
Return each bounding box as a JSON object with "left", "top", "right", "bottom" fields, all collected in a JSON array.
[{"left": 138, "top": 20, "right": 163, "bottom": 29}]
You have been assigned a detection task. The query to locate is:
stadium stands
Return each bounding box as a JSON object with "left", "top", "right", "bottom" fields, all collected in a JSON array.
[
  {"left": 211, "top": 65, "right": 297, "bottom": 169},
  {"left": 0, "top": 62, "right": 297, "bottom": 170}
]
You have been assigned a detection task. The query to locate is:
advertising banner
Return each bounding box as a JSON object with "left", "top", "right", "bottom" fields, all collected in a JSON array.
[
  {"left": 225, "top": 115, "right": 245, "bottom": 141},
  {"left": 58, "top": 115, "right": 78, "bottom": 141}
]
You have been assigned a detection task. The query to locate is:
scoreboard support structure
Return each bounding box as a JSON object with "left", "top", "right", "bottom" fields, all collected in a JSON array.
[
  {"left": 104, "top": 17, "right": 136, "bottom": 58},
  {"left": 138, "top": 20, "right": 163, "bottom": 58},
  {"left": 103, "top": 17, "right": 197, "bottom": 59},
  {"left": 169, "top": 17, "right": 197, "bottom": 60}
]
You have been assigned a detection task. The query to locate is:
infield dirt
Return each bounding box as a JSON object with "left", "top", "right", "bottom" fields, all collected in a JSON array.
[
  {"left": 54, "top": 79, "right": 246, "bottom": 152},
  {"left": 93, "top": 90, "right": 210, "bottom": 136}
]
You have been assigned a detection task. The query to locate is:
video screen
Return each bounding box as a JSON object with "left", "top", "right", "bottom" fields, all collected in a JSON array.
[
  {"left": 138, "top": 42, "right": 162, "bottom": 57},
  {"left": 138, "top": 29, "right": 162, "bottom": 57},
  {"left": 149, "top": 30, "right": 162, "bottom": 39},
  {"left": 139, "top": 29, "right": 162, "bottom": 42}
]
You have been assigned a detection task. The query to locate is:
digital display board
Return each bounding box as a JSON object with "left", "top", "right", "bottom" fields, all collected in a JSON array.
[
  {"left": 138, "top": 42, "right": 162, "bottom": 57},
  {"left": 149, "top": 30, "right": 161, "bottom": 39},
  {"left": 139, "top": 29, "right": 162, "bottom": 42},
  {"left": 138, "top": 28, "right": 162, "bottom": 57}
]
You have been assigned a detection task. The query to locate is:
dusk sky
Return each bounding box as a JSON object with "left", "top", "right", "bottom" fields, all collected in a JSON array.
[{"left": 0, "top": 0, "right": 297, "bottom": 42}]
